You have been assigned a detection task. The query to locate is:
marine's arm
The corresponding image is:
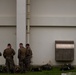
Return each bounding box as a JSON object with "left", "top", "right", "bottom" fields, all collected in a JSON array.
[
  {"left": 3, "top": 50, "right": 6, "bottom": 58},
  {"left": 18, "top": 49, "right": 21, "bottom": 59},
  {"left": 12, "top": 49, "right": 15, "bottom": 55}
]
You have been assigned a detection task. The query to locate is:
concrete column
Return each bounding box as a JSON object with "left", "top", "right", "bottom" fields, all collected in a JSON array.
[{"left": 16, "top": 0, "right": 26, "bottom": 64}]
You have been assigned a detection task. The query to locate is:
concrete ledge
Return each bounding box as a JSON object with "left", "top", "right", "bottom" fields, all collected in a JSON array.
[{"left": 30, "top": 16, "right": 76, "bottom": 26}]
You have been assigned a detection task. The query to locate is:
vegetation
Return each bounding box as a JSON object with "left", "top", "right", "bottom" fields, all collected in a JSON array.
[{"left": 0, "top": 66, "right": 76, "bottom": 75}]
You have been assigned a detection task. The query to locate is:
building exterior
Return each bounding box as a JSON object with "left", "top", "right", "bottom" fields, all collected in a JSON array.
[{"left": 0, "top": 0, "right": 76, "bottom": 65}]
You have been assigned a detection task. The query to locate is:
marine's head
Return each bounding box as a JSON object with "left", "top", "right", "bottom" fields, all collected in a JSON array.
[
  {"left": 26, "top": 43, "right": 30, "bottom": 48},
  {"left": 19, "top": 43, "right": 23, "bottom": 48},
  {"left": 7, "top": 43, "right": 11, "bottom": 48}
]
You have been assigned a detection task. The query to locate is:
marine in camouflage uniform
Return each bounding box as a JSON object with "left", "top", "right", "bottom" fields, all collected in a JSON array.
[
  {"left": 25, "top": 44, "right": 32, "bottom": 71},
  {"left": 18, "top": 43, "right": 26, "bottom": 73},
  {"left": 3, "top": 43, "right": 15, "bottom": 73}
]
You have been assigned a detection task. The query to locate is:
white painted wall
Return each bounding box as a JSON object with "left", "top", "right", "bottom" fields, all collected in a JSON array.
[
  {"left": 0, "top": 27, "right": 16, "bottom": 65},
  {"left": 30, "top": 0, "right": 76, "bottom": 26},
  {"left": 0, "top": 0, "right": 16, "bottom": 64},
  {"left": 31, "top": 0, "right": 76, "bottom": 16},
  {"left": 0, "top": 0, "right": 76, "bottom": 66},
  {"left": 0, "top": 0, "right": 16, "bottom": 25},
  {"left": 30, "top": 27, "right": 76, "bottom": 65},
  {"left": 30, "top": 0, "right": 76, "bottom": 65}
]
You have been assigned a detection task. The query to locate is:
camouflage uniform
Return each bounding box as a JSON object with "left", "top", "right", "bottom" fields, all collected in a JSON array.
[
  {"left": 3, "top": 48, "right": 15, "bottom": 73},
  {"left": 25, "top": 47, "right": 32, "bottom": 71},
  {"left": 18, "top": 47, "right": 26, "bottom": 72}
]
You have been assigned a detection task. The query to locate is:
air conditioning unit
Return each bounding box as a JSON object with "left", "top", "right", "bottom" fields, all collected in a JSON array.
[{"left": 55, "top": 41, "right": 74, "bottom": 62}]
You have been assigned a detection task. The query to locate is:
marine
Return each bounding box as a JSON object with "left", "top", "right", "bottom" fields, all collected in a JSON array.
[
  {"left": 25, "top": 44, "right": 32, "bottom": 71},
  {"left": 3, "top": 43, "right": 15, "bottom": 73},
  {"left": 18, "top": 43, "right": 26, "bottom": 73}
]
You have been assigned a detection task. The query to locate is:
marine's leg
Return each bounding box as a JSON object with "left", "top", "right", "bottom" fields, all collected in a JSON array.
[
  {"left": 9, "top": 58, "right": 15, "bottom": 73},
  {"left": 25, "top": 57, "right": 31, "bottom": 71},
  {"left": 6, "top": 57, "right": 10, "bottom": 73},
  {"left": 19, "top": 59, "right": 24, "bottom": 73}
]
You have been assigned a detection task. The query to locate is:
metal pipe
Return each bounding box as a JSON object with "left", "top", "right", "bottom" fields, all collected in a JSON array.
[{"left": 26, "top": 0, "right": 30, "bottom": 43}]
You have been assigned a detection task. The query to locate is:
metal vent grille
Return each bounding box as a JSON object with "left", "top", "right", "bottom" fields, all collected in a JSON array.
[{"left": 55, "top": 41, "right": 74, "bottom": 62}]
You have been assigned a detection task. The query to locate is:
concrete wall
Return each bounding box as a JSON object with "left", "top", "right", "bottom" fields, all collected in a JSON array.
[
  {"left": 30, "top": 0, "right": 76, "bottom": 65},
  {"left": 30, "top": 27, "right": 76, "bottom": 65},
  {"left": 0, "top": 0, "right": 16, "bottom": 64},
  {"left": 0, "top": 27, "right": 16, "bottom": 65},
  {"left": 0, "top": 0, "right": 16, "bottom": 26},
  {"left": 30, "top": 0, "right": 76, "bottom": 26},
  {"left": 0, "top": 0, "right": 76, "bottom": 65}
]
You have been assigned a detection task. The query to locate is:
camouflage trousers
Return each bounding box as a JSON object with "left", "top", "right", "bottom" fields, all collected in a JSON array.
[
  {"left": 25, "top": 56, "right": 32, "bottom": 71},
  {"left": 5, "top": 57, "right": 15, "bottom": 73},
  {"left": 19, "top": 57, "right": 26, "bottom": 73}
]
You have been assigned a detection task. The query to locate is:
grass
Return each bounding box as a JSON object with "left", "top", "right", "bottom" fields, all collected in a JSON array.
[
  {"left": 0, "top": 67, "right": 76, "bottom": 75},
  {"left": 0, "top": 71, "right": 61, "bottom": 75}
]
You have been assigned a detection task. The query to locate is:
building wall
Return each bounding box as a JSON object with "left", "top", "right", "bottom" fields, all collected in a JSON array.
[
  {"left": 30, "top": 0, "right": 76, "bottom": 65},
  {"left": 0, "top": 27, "right": 16, "bottom": 64},
  {"left": 0, "top": 0, "right": 16, "bottom": 64},
  {"left": 30, "top": 0, "right": 76, "bottom": 26},
  {"left": 0, "top": 0, "right": 76, "bottom": 65},
  {"left": 30, "top": 27, "right": 76, "bottom": 65},
  {"left": 0, "top": 0, "right": 16, "bottom": 26}
]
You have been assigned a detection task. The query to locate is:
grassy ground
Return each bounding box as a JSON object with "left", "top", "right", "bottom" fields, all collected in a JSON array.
[
  {"left": 0, "top": 67, "right": 76, "bottom": 75},
  {"left": 0, "top": 71, "right": 61, "bottom": 75}
]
